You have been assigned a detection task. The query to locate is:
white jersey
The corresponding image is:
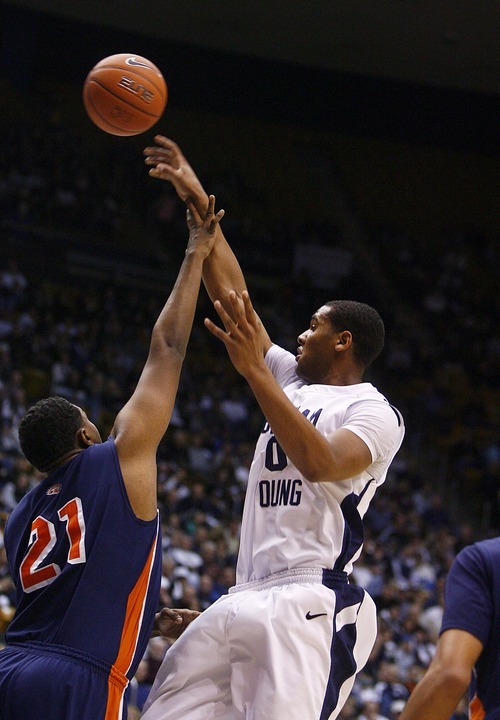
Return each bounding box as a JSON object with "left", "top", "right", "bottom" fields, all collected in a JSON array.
[
  {"left": 236, "top": 344, "right": 405, "bottom": 583},
  {"left": 142, "top": 344, "right": 404, "bottom": 720}
]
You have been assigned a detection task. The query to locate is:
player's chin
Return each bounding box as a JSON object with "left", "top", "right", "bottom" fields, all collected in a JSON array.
[{"left": 295, "top": 360, "right": 309, "bottom": 381}]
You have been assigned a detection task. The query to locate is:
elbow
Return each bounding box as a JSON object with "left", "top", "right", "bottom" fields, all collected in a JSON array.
[
  {"left": 301, "top": 461, "right": 339, "bottom": 484},
  {"left": 151, "top": 328, "right": 187, "bottom": 360},
  {"left": 307, "top": 459, "right": 370, "bottom": 484},
  {"left": 307, "top": 473, "right": 343, "bottom": 484},
  {"left": 306, "top": 470, "right": 331, "bottom": 484},
  {"left": 425, "top": 662, "right": 470, "bottom": 698},
  {"left": 304, "top": 455, "right": 352, "bottom": 483},
  {"left": 164, "top": 343, "right": 187, "bottom": 363},
  {"left": 439, "top": 666, "right": 471, "bottom": 694}
]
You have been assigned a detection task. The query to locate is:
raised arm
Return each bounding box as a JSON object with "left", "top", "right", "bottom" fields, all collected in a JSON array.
[
  {"left": 111, "top": 197, "right": 224, "bottom": 520},
  {"left": 143, "top": 136, "right": 271, "bottom": 352}
]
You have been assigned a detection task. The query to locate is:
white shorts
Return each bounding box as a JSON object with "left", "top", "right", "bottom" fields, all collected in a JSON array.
[{"left": 141, "top": 568, "right": 377, "bottom": 720}]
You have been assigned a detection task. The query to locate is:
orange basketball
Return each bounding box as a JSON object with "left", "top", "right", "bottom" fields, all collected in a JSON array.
[{"left": 83, "top": 53, "right": 168, "bottom": 136}]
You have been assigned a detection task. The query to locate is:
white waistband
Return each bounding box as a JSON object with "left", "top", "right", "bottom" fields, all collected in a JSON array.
[{"left": 229, "top": 568, "right": 325, "bottom": 593}]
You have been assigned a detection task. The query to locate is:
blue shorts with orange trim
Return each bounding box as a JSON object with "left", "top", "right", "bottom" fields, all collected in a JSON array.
[{"left": 0, "top": 641, "right": 128, "bottom": 720}]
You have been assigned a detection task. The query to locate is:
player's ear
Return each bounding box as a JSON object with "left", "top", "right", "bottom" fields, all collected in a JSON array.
[
  {"left": 76, "top": 427, "right": 94, "bottom": 448},
  {"left": 335, "top": 330, "right": 352, "bottom": 351}
]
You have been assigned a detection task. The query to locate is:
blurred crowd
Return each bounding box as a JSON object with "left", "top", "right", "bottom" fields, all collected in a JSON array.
[{"left": 0, "top": 82, "right": 498, "bottom": 719}]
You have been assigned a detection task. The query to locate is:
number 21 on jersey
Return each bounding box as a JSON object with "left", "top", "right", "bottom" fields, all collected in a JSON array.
[{"left": 20, "top": 497, "right": 86, "bottom": 593}]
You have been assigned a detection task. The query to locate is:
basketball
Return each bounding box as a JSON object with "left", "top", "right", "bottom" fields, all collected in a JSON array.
[{"left": 83, "top": 53, "right": 168, "bottom": 136}]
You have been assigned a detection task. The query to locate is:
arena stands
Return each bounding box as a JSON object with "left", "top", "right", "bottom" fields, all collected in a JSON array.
[{"left": 0, "top": 36, "right": 497, "bottom": 718}]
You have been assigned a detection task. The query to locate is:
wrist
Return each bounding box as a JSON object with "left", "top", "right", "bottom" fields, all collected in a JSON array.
[
  {"left": 243, "top": 359, "right": 269, "bottom": 384},
  {"left": 185, "top": 245, "right": 210, "bottom": 261},
  {"left": 184, "top": 187, "right": 209, "bottom": 209}
]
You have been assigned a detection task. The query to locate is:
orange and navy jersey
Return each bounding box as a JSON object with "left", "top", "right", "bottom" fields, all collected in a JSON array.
[
  {"left": 440, "top": 538, "right": 500, "bottom": 720},
  {"left": 4, "top": 437, "right": 162, "bottom": 682},
  {"left": 470, "top": 694, "right": 486, "bottom": 720}
]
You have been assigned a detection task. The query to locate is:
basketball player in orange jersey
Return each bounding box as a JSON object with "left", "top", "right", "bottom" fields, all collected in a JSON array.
[
  {"left": 0, "top": 197, "right": 223, "bottom": 720},
  {"left": 141, "top": 136, "right": 405, "bottom": 720}
]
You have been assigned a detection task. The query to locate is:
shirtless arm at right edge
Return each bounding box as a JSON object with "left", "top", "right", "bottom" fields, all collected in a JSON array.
[{"left": 144, "top": 135, "right": 272, "bottom": 352}]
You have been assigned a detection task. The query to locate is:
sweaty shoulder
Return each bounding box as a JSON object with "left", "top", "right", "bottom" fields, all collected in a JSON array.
[{"left": 265, "top": 344, "right": 302, "bottom": 389}]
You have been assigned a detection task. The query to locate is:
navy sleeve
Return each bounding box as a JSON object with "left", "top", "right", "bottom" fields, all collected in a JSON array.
[{"left": 440, "top": 543, "right": 492, "bottom": 647}]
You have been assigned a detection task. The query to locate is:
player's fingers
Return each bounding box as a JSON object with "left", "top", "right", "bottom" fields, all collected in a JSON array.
[
  {"left": 160, "top": 607, "right": 182, "bottom": 622},
  {"left": 144, "top": 155, "right": 171, "bottom": 166},
  {"left": 208, "top": 209, "right": 225, "bottom": 233},
  {"left": 228, "top": 291, "right": 247, "bottom": 322},
  {"left": 241, "top": 290, "right": 258, "bottom": 325},
  {"left": 149, "top": 163, "right": 176, "bottom": 180},
  {"left": 145, "top": 155, "right": 173, "bottom": 169},
  {"left": 203, "top": 196, "right": 214, "bottom": 226},
  {"left": 214, "top": 299, "right": 235, "bottom": 328},
  {"left": 186, "top": 198, "right": 202, "bottom": 224},
  {"left": 143, "top": 145, "right": 173, "bottom": 161},
  {"left": 176, "top": 608, "right": 200, "bottom": 622},
  {"left": 205, "top": 194, "right": 216, "bottom": 218},
  {"left": 204, "top": 317, "right": 229, "bottom": 343},
  {"left": 203, "top": 196, "right": 224, "bottom": 233},
  {"left": 149, "top": 169, "right": 168, "bottom": 181},
  {"left": 144, "top": 144, "right": 172, "bottom": 154},
  {"left": 153, "top": 135, "right": 179, "bottom": 152},
  {"left": 148, "top": 162, "right": 170, "bottom": 173}
]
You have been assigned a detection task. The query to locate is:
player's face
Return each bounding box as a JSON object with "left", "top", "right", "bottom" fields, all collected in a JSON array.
[{"left": 295, "top": 306, "right": 339, "bottom": 383}]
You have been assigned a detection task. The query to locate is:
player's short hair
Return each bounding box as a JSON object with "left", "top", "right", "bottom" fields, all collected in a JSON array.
[
  {"left": 324, "top": 300, "right": 385, "bottom": 369},
  {"left": 18, "top": 396, "right": 82, "bottom": 472}
]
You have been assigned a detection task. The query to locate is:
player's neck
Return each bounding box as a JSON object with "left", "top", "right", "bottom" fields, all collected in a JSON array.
[
  {"left": 322, "top": 363, "right": 364, "bottom": 386},
  {"left": 41, "top": 448, "right": 85, "bottom": 474}
]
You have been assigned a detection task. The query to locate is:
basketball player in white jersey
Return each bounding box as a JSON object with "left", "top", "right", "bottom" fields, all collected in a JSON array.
[{"left": 141, "top": 137, "right": 405, "bottom": 720}]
